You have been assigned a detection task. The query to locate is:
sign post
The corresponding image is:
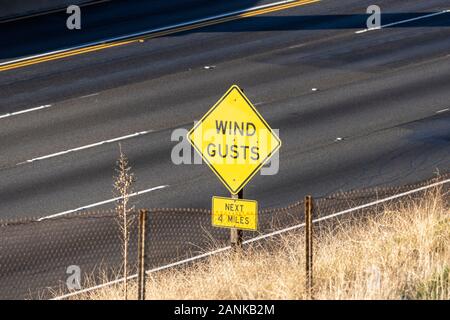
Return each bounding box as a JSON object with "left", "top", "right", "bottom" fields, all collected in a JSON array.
[
  {"left": 305, "top": 196, "right": 313, "bottom": 298},
  {"left": 137, "top": 209, "right": 148, "bottom": 300},
  {"left": 188, "top": 84, "right": 281, "bottom": 246},
  {"left": 230, "top": 189, "right": 244, "bottom": 248}
]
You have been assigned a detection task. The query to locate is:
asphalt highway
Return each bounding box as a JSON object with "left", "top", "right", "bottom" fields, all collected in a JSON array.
[{"left": 0, "top": 0, "right": 449, "bottom": 298}]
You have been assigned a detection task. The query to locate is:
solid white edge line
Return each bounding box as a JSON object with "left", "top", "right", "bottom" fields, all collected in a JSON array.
[
  {"left": 355, "top": 10, "right": 450, "bottom": 34},
  {"left": 17, "top": 130, "right": 153, "bottom": 165},
  {"left": 51, "top": 177, "right": 450, "bottom": 300},
  {"left": 0, "top": 0, "right": 301, "bottom": 67},
  {"left": 51, "top": 246, "right": 232, "bottom": 300},
  {"left": 38, "top": 185, "right": 169, "bottom": 221}
]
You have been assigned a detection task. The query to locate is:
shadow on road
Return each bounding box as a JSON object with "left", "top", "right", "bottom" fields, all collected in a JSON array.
[{"left": 1, "top": 5, "right": 449, "bottom": 60}]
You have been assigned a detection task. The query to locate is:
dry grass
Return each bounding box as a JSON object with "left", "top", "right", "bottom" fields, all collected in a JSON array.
[{"left": 74, "top": 189, "right": 449, "bottom": 300}]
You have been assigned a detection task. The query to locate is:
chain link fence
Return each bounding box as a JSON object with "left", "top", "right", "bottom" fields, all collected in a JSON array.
[{"left": 0, "top": 173, "right": 449, "bottom": 300}]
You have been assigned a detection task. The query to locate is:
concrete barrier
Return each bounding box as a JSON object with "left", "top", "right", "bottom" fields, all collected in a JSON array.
[{"left": 0, "top": 0, "right": 95, "bottom": 21}]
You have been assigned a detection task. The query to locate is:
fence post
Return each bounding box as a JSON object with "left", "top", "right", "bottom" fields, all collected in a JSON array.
[
  {"left": 137, "top": 209, "right": 148, "bottom": 300},
  {"left": 305, "top": 196, "right": 314, "bottom": 299},
  {"left": 230, "top": 189, "right": 243, "bottom": 249}
]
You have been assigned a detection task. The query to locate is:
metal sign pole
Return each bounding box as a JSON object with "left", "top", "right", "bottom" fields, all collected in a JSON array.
[
  {"left": 137, "top": 209, "right": 148, "bottom": 300},
  {"left": 230, "top": 189, "right": 244, "bottom": 249},
  {"left": 305, "top": 196, "right": 313, "bottom": 299}
]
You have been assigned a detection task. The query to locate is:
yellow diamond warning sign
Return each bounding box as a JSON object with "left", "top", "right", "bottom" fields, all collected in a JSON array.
[
  {"left": 212, "top": 196, "right": 258, "bottom": 231},
  {"left": 188, "top": 85, "right": 281, "bottom": 194}
]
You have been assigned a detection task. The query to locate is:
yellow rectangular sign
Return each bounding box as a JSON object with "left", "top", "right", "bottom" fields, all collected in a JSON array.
[{"left": 212, "top": 196, "right": 258, "bottom": 231}]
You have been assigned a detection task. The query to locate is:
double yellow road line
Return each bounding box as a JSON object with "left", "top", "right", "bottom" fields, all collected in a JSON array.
[{"left": 0, "top": 0, "right": 319, "bottom": 73}]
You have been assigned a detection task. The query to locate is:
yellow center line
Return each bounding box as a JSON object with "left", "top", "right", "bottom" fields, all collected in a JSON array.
[
  {"left": 0, "top": 0, "right": 320, "bottom": 72},
  {"left": 0, "top": 41, "right": 137, "bottom": 70}
]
